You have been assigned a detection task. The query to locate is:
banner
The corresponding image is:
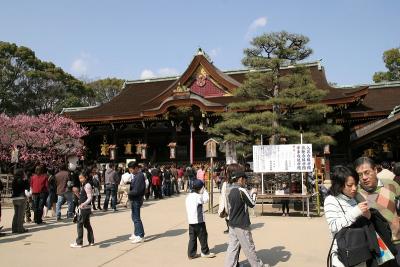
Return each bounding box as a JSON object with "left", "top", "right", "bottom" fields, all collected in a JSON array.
[{"left": 253, "top": 144, "right": 313, "bottom": 173}]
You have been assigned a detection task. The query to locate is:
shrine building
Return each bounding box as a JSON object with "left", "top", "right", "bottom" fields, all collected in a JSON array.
[{"left": 63, "top": 49, "right": 400, "bottom": 165}]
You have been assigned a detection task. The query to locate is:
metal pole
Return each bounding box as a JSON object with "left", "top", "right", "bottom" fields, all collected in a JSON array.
[
  {"left": 301, "top": 132, "right": 305, "bottom": 195},
  {"left": 261, "top": 134, "right": 264, "bottom": 195},
  {"left": 315, "top": 166, "right": 320, "bottom": 216}
]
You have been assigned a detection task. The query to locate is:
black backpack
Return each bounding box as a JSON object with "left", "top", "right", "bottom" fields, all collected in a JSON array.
[{"left": 327, "top": 199, "right": 374, "bottom": 267}]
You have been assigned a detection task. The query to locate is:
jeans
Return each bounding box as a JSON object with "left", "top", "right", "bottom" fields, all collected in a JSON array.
[
  {"left": 32, "top": 192, "right": 46, "bottom": 224},
  {"left": 188, "top": 178, "right": 195, "bottom": 191},
  {"left": 188, "top": 222, "right": 210, "bottom": 257},
  {"left": 12, "top": 198, "right": 26, "bottom": 233},
  {"left": 131, "top": 200, "right": 144, "bottom": 238},
  {"left": 56, "top": 192, "right": 74, "bottom": 219},
  {"left": 76, "top": 208, "right": 94, "bottom": 245},
  {"left": 164, "top": 181, "right": 171, "bottom": 196},
  {"left": 103, "top": 184, "right": 117, "bottom": 210}
]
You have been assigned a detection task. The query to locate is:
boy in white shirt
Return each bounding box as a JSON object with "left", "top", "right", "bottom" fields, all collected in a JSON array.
[{"left": 185, "top": 179, "right": 215, "bottom": 260}]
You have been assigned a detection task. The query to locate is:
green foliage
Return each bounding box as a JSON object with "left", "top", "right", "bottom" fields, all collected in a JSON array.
[
  {"left": 85, "top": 78, "right": 124, "bottom": 105},
  {"left": 373, "top": 48, "right": 400, "bottom": 82},
  {"left": 0, "top": 41, "right": 92, "bottom": 115},
  {"left": 208, "top": 31, "right": 342, "bottom": 157}
]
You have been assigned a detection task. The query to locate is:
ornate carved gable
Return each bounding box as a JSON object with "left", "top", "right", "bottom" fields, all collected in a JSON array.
[{"left": 186, "top": 65, "right": 230, "bottom": 98}]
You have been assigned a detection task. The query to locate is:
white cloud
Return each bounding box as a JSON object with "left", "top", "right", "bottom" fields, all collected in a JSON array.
[
  {"left": 245, "top": 16, "right": 268, "bottom": 39},
  {"left": 249, "top": 17, "right": 267, "bottom": 30},
  {"left": 70, "top": 52, "right": 96, "bottom": 77},
  {"left": 71, "top": 58, "right": 88, "bottom": 75},
  {"left": 140, "top": 69, "right": 156, "bottom": 79},
  {"left": 140, "top": 67, "right": 179, "bottom": 79},
  {"left": 158, "top": 68, "right": 179, "bottom": 77}
]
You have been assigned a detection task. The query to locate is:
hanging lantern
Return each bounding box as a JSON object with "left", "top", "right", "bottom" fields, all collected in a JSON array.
[
  {"left": 364, "top": 148, "right": 375, "bottom": 157},
  {"left": 136, "top": 142, "right": 142, "bottom": 155},
  {"left": 168, "top": 142, "right": 177, "bottom": 159},
  {"left": 124, "top": 140, "right": 133, "bottom": 155},
  {"left": 382, "top": 141, "right": 391, "bottom": 153},
  {"left": 100, "top": 135, "right": 109, "bottom": 156},
  {"left": 109, "top": 145, "right": 117, "bottom": 160},
  {"left": 141, "top": 144, "right": 147, "bottom": 159}
]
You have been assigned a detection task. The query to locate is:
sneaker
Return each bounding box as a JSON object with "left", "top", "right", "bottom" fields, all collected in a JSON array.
[
  {"left": 89, "top": 242, "right": 95, "bottom": 246},
  {"left": 223, "top": 229, "right": 229, "bottom": 234},
  {"left": 129, "top": 234, "right": 138, "bottom": 240},
  {"left": 131, "top": 236, "right": 145, "bottom": 244},
  {"left": 201, "top": 252, "right": 215, "bottom": 258},
  {"left": 70, "top": 243, "right": 83, "bottom": 248}
]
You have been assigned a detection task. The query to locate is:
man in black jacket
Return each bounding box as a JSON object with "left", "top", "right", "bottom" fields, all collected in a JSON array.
[
  {"left": 128, "top": 162, "right": 146, "bottom": 243},
  {"left": 224, "top": 171, "right": 268, "bottom": 267}
]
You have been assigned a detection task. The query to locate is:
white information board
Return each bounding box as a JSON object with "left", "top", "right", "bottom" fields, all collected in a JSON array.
[{"left": 253, "top": 144, "right": 313, "bottom": 173}]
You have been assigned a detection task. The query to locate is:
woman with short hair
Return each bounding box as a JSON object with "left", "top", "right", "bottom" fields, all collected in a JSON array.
[{"left": 324, "top": 166, "right": 370, "bottom": 267}]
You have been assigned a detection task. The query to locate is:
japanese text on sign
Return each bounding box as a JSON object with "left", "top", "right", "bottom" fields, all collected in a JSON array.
[{"left": 252, "top": 144, "right": 313, "bottom": 173}]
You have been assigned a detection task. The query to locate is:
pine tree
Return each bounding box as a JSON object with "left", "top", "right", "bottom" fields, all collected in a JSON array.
[{"left": 208, "top": 31, "right": 342, "bottom": 156}]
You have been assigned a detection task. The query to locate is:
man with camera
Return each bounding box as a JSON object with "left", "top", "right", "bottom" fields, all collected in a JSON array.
[{"left": 224, "top": 171, "right": 269, "bottom": 267}]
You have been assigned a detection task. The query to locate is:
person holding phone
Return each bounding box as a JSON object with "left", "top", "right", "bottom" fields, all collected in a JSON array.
[{"left": 324, "top": 166, "right": 370, "bottom": 267}]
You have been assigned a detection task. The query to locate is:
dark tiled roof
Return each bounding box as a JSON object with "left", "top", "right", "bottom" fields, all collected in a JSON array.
[
  {"left": 66, "top": 55, "right": 396, "bottom": 123},
  {"left": 66, "top": 78, "right": 177, "bottom": 121},
  {"left": 351, "top": 111, "right": 400, "bottom": 146},
  {"left": 347, "top": 82, "right": 400, "bottom": 117}
]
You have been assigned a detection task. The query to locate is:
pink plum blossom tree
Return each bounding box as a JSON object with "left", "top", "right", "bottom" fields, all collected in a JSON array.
[{"left": 0, "top": 113, "right": 88, "bottom": 170}]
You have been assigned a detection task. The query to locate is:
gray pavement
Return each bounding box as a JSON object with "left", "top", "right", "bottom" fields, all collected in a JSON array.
[{"left": 0, "top": 193, "right": 331, "bottom": 267}]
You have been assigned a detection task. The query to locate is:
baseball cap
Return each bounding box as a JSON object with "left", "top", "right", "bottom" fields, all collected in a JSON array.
[
  {"left": 232, "top": 171, "right": 247, "bottom": 180},
  {"left": 192, "top": 179, "right": 204, "bottom": 190}
]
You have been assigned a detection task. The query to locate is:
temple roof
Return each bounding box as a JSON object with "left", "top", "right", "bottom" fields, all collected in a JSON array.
[
  {"left": 350, "top": 110, "right": 400, "bottom": 147},
  {"left": 64, "top": 52, "right": 399, "bottom": 124}
]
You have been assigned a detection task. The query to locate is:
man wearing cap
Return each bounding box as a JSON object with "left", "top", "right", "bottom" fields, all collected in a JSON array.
[
  {"left": 225, "top": 171, "right": 268, "bottom": 267},
  {"left": 127, "top": 162, "right": 146, "bottom": 244},
  {"left": 185, "top": 179, "right": 215, "bottom": 259}
]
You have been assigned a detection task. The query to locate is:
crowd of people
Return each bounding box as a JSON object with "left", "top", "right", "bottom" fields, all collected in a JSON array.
[{"left": 1, "top": 157, "right": 400, "bottom": 267}]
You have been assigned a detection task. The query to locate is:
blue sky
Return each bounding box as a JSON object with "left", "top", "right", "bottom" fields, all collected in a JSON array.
[{"left": 1, "top": 0, "right": 399, "bottom": 85}]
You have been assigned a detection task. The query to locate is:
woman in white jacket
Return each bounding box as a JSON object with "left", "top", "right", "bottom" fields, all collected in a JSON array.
[{"left": 324, "top": 165, "right": 371, "bottom": 267}]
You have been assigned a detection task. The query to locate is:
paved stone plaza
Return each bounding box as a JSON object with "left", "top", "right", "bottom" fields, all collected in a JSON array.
[{"left": 0, "top": 193, "right": 330, "bottom": 267}]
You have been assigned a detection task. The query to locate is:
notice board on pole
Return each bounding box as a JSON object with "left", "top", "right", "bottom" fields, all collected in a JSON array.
[{"left": 253, "top": 144, "right": 313, "bottom": 173}]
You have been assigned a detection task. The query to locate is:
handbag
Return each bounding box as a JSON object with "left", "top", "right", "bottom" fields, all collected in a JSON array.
[{"left": 327, "top": 199, "right": 373, "bottom": 267}]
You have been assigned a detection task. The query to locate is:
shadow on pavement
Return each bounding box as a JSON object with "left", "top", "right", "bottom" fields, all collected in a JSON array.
[
  {"left": 145, "top": 228, "right": 187, "bottom": 242},
  {"left": 0, "top": 233, "right": 32, "bottom": 244},
  {"left": 212, "top": 243, "right": 228, "bottom": 254},
  {"left": 95, "top": 228, "right": 188, "bottom": 248},
  {"left": 97, "top": 234, "right": 131, "bottom": 248},
  {"left": 251, "top": 223, "right": 264, "bottom": 230},
  {"left": 240, "top": 246, "right": 291, "bottom": 266}
]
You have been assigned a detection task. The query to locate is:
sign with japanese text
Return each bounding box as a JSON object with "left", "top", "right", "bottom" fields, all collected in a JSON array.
[{"left": 253, "top": 144, "right": 313, "bottom": 173}]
